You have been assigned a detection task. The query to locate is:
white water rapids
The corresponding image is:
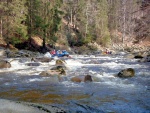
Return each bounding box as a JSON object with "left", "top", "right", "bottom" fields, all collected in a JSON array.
[{"left": 0, "top": 54, "right": 149, "bottom": 113}]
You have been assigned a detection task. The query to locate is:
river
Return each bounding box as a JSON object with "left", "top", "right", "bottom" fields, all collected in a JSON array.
[{"left": 0, "top": 54, "right": 149, "bottom": 113}]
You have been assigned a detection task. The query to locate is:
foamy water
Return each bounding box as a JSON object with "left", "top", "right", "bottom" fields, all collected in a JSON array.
[{"left": 0, "top": 55, "right": 149, "bottom": 113}]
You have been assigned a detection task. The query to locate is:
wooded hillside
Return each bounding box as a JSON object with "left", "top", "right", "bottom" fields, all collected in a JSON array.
[{"left": 0, "top": 0, "right": 149, "bottom": 52}]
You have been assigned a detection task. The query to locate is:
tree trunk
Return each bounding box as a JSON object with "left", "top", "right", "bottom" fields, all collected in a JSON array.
[
  {"left": 0, "top": 17, "right": 2, "bottom": 38},
  {"left": 27, "top": 0, "right": 33, "bottom": 46},
  {"left": 85, "top": 1, "right": 89, "bottom": 38},
  {"left": 70, "top": 8, "right": 73, "bottom": 25},
  {"left": 122, "top": 0, "right": 127, "bottom": 50},
  {"left": 6, "top": 0, "right": 9, "bottom": 47}
]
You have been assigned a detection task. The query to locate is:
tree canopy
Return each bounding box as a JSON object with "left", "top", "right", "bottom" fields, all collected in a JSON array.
[{"left": 0, "top": 0, "right": 149, "bottom": 51}]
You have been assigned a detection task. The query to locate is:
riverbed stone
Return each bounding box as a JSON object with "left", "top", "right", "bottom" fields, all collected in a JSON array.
[
  {"left": 84, "top": 75, "right": 93, "bottom": 82},
  {"left": 55, "top": 59, "right": 66, "bottom": 66},
  {"left": 40, "top": 70, "right": 59, "bottom": 76},
  {"left": 71, "top": 77, "right": 82, "bottom": 83},
  {"left": 26, "top": 62, "right": 41, "bottom": 66},
  {"left": 6, "top": 51, "right": 18, "bottom": 58},
  {"left": 39, "top": 67, "right": 66, "bottom": 76},
  {"left": 117, "top": 68, "right": 135, "bottom": 78},
  {"left": 0, "top": 60, "right": 11, "bottom": 68},
  {"left": 19, "top": 58, "right": 32, "bottom": 63},
  {"left": 134, "top": 55, "right": 143, "bottom": 59},
  {"left": 39, "top": 70, "right": 61, "bottom": 83},
  {"left": 51, "top": 66, "right": 66, "bottom": 75},
  {"left": 71, "top": 75, "right": 93, "bottom": 83},
  {"left": 32, "top": 57, "right": 52, "bottom": 62}
]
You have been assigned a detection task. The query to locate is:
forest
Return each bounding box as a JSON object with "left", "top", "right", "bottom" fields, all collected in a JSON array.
[{"left": 0, "top": 0, "right": 149, "bottom": 52}]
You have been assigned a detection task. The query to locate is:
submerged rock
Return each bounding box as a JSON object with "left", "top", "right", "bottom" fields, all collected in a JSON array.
[
  {"left": 117, "top": 68, "right": 135, "bottom": 78},
  {"left": 71, "top": 75, "right": 93, "bottom": 83},
  {"left": 71, "top": 77, "right": 82, "bottom": 83},
  {"left": 40, "top": 70, "right": 60, "bottom": 76},
  {"left": 26, "top": 62, "right": 41, "bottom": 66},
  {"left": 0, "top": 60, "right": 11, "bottom": 68},
  {"left": 19, "top": 58, "right": 32, "bottom": 63},
  {"left": 39, "top": 71, "right": 61, "bottom": 83},
  {"left": 31, "top": 57, "right": 52, "bottom": 62}
]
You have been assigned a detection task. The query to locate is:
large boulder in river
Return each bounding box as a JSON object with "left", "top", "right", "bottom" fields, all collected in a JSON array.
[
  {"left": 0, "top": 60, "right": 11, "bottom": 68},
  {"left": 39, "top": 67, "right": 66, "bottom": 76},
  {"left": 117, "top": 68, "right": 135, "bottom": 78}
]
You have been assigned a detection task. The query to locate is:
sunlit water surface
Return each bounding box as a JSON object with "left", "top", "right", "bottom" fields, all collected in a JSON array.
[{"left": 0, "top": 55, "right": 149, "bottom": 113}]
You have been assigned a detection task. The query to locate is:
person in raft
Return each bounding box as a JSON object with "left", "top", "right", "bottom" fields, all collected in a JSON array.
[
  {"left": 62, "top": 50, "right": 70, "bottom": 57},
  {"left": 50, "top": 49, "right": 56, "bottom": 55},
  {"left": 55, "top": 50, "right": 71, "bottom": 57}
]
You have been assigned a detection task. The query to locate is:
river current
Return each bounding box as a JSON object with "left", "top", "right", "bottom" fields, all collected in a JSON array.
[{"left": 0, "top": 54, "right": 149, "bottom": 113}]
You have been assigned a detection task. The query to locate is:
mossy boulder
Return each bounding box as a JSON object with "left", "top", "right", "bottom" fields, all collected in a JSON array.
[
  {"left": 55, "top": 59, "right": 66, "bottom": 66},
  {"left": 51, "top": 66, "right": 66, "bottom": 75},
  {"left": 40, "top": 67, "right": 66, "bottom": 76},
  {"left": 117, "top": 68, "right": 135, "bottom": 78}
]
